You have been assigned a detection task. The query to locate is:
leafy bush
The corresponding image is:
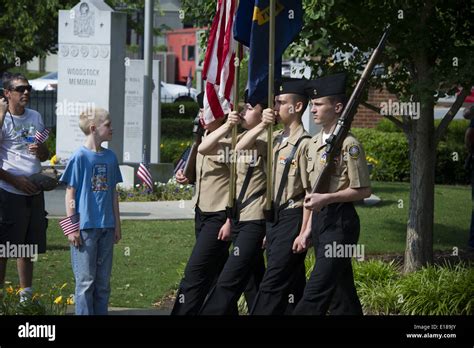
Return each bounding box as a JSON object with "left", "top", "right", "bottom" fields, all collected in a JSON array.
[
  {"left": 397, "top": 262, "right": 474, "bottom": 315},
  {"left": 352, "top": 128, "right": 411, "bottom": 182},
  {"left": 1, "top": 282, "right": 73, "bottom": 315},
  {"left": 350, "top": 259, "right": 474, "bottom": 315},
  {"left": 162, "top": 101, "right": 199, "bottom": 119},
  {"left": 375, "top": 118, "right": 403, "bottom": 133},
  {"left": 375, "top": 118, "right": 470, "bottom": 140},
  {"left": 162, "top": 118, "right": 194, "bottom": 138},
  {"left": 160, "top": 138, "right": 193, "bottom": 164},
  {"left": 118, "top": 177, "right": 194, "bottom": 202},
  {"left": 352, "top": 122, "right": 469, "bottom": 184}
]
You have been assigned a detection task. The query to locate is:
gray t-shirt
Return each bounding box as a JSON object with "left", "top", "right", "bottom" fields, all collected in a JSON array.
[{"left": 0, "top": 108, "right": 45, "bottom": 195}]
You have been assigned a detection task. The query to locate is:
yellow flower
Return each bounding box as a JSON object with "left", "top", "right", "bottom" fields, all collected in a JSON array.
[
  {"left": 54, "top": 296, "right": 63, "bottom": 304},
  {"left": 50, "top": 154, "right": 58, "bottom": 166},
  {"left": 6, "top": 286, "right": 14, "bottom": 294},
  {"left": 66, "top": 295, "right": 74, "bottom": 305},
  {"left": 160, "top": 144, "right": 164, "bottom": 148},
  {"left": 366, "top": 156, "right": 379, "bottom": 165}
]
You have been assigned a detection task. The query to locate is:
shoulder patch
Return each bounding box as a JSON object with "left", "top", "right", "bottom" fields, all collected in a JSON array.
[{"left": 348, "top": 145, "right": 360, "bottom": 159}]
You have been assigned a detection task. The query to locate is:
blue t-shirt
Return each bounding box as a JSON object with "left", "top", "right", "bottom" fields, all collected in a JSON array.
[
  {"left": 60, "top": 146, "right": 123, "bottom": 230},
  {"left": 470, "top": 119, "right": 474, "bottom": 128}
]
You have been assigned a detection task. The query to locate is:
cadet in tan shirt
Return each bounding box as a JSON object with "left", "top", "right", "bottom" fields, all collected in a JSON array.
[
  {"left": 238, "top": 78, "right": 312, "bottom": 315},
  {"left": 198, "top": 96, "right": 267, "bottom": 315},
  {"left": 172, "top": 93, "right": 233, "bottom": 315},
  {"left": 292, "top": 73, "right": 371, "bottom": 315}
]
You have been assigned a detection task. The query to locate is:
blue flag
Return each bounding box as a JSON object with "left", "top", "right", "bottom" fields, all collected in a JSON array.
[{"left": 234, "top": 0, "right": 303, "bottom": 106}]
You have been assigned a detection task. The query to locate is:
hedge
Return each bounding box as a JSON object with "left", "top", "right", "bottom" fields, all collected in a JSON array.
[
  {"left": 160, "top": 137, "right": 193, "bottom": 164},
  {"left": 353, "top": 119, "right": 469, "bottom": 184},
  {"left": 162, "top": 118, "right": 195, "bottom": 138},
  {"left": 161, "top": 101, "right": 199, "bottom": 119}
]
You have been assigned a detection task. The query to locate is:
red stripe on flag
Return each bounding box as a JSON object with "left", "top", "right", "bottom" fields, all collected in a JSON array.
[
  {"left": 206, "top": 83, "right": 224, "bottom": 121},
  {"left": 202, "top": 0, "right": 222, "bottom": 79},
  {"left": 59, "top": 213, "right": 80, "bottom": 236},
  {"left": 138, "top": 163, "right": 153, "bottom": 190},
  {"left": 202, "top": 0, "right": 237, "bottom": 125}
]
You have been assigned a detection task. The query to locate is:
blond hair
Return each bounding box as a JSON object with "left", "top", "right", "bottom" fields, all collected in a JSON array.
[{"left": 79, "top": 107, "right": 110, "bottom": 135}]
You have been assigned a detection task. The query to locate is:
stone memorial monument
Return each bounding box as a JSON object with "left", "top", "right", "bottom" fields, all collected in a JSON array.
[
  {"left": 123, "top": 60, "right": 161, "bottom": 164},
  {"left": 56, "top": 0, "right": 126, "bottom": 162}
]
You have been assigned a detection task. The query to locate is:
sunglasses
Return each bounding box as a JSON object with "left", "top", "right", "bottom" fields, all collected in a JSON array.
[{"left": 10, "top": 85, "right": 32, "bottom": 93}]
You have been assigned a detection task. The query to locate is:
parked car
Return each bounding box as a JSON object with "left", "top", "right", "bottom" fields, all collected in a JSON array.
[
  {"left": 29, "top": 71, "right": 198, "bottom": 103},
  {"left": 29, "top": 72, "right": 58, "bottom": 91},
  {"left": 160, "top": 82, "right": 197, "bottom": 103}
]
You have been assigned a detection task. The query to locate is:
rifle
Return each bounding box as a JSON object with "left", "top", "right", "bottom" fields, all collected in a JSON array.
[
  {"left": 311, "top": 25, "right": 391, "bottom": 194},
  {"left": 183, "top": 113, "right": 205, "bottom": 184}
]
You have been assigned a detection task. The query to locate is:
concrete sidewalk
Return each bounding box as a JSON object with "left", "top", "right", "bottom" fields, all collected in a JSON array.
[
  {"left": 45, "top": 186, "right": 380, "bottom": 220},
  {"left": 45, "top": 186, "right": 194, "bottom": 220}
]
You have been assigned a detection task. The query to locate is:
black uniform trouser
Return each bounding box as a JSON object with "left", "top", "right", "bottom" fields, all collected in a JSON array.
[
  {"left": 250, "top": 208, "right": 307, "bottom": 315},
  {"left": 199, "top": 219, "right": 266, "bottom": 315},
  {"left": 171, "top": 208, "right": 230, "bottom": 315},
  {"left": 293, "top": 202, "right": 363, "bottom": 315}
]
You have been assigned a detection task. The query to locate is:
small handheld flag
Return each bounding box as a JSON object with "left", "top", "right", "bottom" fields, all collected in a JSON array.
[
  {"left": 174, "top": 146, "right": 191, "bottom": 175},
  {"left": 35, "top": 128, "right": 50, "bottom": 144},
  {"left": 137, "top": 156, "right": 154, "bottom": 190},
  {"left": 59, "top": 213, "right": 80, "bottom": 236}
]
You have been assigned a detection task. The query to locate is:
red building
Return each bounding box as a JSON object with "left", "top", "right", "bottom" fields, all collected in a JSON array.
[{"left": 166, "top": 28, "right": 203, "bottom": 84}]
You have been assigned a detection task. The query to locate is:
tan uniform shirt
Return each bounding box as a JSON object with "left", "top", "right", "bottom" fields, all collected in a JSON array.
[
  {"left": 235, "top": 131, "right": 267, "bottom": 221},
  {"left": 193, "top": 132, "right": 231, "bottom": 212},
  {"left": 306, "top": 130, "right": 371, "bottom": 192},
  {"left": 272, "top": 124, "right": 311, "bottom": 209}
]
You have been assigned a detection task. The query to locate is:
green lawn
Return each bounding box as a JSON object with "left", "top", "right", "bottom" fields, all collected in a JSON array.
[
  {"left": 3, "top": 181, "right": 471, "bottom": 308},
  {"left": 358, "top": 181, "right": 471, "bottom": 254}
]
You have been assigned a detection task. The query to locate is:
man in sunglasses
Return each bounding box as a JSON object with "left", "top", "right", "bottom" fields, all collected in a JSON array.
[{"left": 0, "top": 72, "right": 49, "bottom": 301}]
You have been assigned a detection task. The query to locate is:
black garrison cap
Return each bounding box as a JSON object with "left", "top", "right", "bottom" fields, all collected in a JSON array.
[
  {"left": 305, "top": 72, "right": 347, "bottom": 99},
  {"left": 197, "top": 91, "right": 204, "bottom": 108},
  {"left": 275, "top": 77, "right": 309, "bottom": 97}
]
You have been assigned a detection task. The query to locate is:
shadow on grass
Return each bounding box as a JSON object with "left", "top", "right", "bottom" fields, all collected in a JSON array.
[
  {"left": 47, "top": 244, "right": 69, "bottom": 251},
  {"left": 356, "top": 199, "right": 399, "bottom": 208}
]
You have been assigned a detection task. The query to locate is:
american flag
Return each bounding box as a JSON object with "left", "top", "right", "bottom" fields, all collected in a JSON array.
[
  {"left": 35, "top": 128, "right": 50, "bottom": 144},
  {"left": 59, "top": 213, "right": 80, "bottom": 236},
  {"left": 202, "top": 0, "right": 238, "bottom": 125},
  {"left": 137, "top": 162, "right": 153, "bottom": 190},
  {"left": 174, "top": 146, "right": 191, "bottom": 175}
]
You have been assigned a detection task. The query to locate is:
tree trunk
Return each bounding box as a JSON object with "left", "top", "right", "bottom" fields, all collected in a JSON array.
[{"left": 404, "top": 99, "right": 435, "bottom": 273}]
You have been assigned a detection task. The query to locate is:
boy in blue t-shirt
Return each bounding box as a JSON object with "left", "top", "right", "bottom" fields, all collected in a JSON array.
[{"left": 60, "top": 107, "right": 122, "bottom": 315}]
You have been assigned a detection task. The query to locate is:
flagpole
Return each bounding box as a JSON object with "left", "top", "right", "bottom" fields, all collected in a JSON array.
[
  {"left": 228, "top": 0, "right": 240, "bottom": 211},
  {"left": 266, "top": 0, "right": 275, "bottom": 212}
]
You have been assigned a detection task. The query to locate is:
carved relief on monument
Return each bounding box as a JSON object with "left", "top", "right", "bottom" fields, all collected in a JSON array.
[{"left": 74, "top": 2, "right": 95, "bottom": 38}]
